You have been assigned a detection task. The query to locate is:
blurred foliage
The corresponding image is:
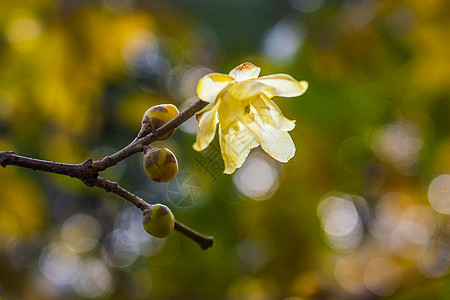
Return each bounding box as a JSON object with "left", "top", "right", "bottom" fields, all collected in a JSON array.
[{"left": 0, "top": 0, "right": 450, "bottom": 299}]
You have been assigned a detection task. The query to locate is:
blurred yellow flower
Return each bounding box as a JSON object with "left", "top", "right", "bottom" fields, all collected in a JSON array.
[{"left": 193, "top": 62, "right": 308, "bottom": 174}]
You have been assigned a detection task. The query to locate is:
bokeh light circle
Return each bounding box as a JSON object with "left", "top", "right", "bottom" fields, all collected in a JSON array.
[{"left": 428, "top": 174, "right": 450, "bottom": 214}]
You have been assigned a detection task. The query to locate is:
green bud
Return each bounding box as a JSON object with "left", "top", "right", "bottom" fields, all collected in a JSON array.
[
  {"left": 138, "top": 104, "right": 180, "bottom": 140},
  {"left": 142, "top": 204, "right": 175, "bottom": 238},
  {"left": 143, "top": 147, "right": 178, "bottom": 182}
]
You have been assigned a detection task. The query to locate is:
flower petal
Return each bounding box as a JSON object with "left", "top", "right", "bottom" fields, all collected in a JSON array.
[
  {"left": 257, "top": 74, "right": 308, "bottom": 98},
  {"left": 229, "top": 62, "right": 261, "bottom": 81},
  {"left": 251, "top": 97, "right": 270, "bottom": 124},
  {"left": 233, "top": 121, "right": 260, "bottom": 150},
  {"left": 195, "top": 101, "right": 215, "bottom": 123},
  {"left": 261, "top": 94, "right": 296, "bottom": 131},
  {"left": 193, "top": 104, "right": 219, "bottom": 151},
  {"left": 260, "top": 124, "right": 296, "bottom": 163},
  {"left": 219, "top": 127, "right": 238, "bottom": 174},
  {"left": 196, "top": 73, "right": 235, "bottom": 103},
  {"left": 219, "top": 125, "right": 255, "bottom": 174},
  {"left": 227, "top": 80, "right": 266, "bottom": 101},
  {"left": 218, "top": 80, "right": 267, "bottom": 129},
  {"left": 217, "top": 92, "right": 249, "bottom": 130}
]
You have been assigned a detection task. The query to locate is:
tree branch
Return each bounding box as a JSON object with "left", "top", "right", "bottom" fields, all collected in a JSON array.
[
  {"left": 0, "top": 151, "right": 85, "bottom": 177},
  {"left": 91, "top": 99, "right": 208, "bottom": 171},
  {"left": 93, "top": 177, "right": 149, "bottom": 210},
  {"left": 0, "top": 98, "right": 214, "bottom": 250},
  {"left": 94, "top": 177, "right": 214, "bottom": 250},
  {"left": 174, "top": 221, "right": 214, "bottom": 250}
]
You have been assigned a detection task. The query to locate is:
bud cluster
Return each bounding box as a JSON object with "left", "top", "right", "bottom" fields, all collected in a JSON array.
[
  {"left": 139, "top": 104, "right": 179, "bottom": 238},
  {"left": 139, "top": 104, "right": 180, "bottom": 183}
]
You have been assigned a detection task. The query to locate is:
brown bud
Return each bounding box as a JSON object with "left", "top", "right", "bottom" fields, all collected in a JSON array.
[
  {"left": 142, "top": 204, "right": 175, "bottom": 238},
  {"left": 138, "top": 104, "right": 180, "bottom": 140},
  {"left": 143, "top": 147, "right": 178, "bottom": 182}
]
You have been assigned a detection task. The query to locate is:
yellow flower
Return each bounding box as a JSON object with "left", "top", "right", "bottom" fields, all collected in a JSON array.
[{"left": 193, "top": 62, "right": 308, "bottom": 174}]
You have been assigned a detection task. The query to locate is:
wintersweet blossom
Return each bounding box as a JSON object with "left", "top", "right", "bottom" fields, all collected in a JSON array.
[{"left": 193, "top": 62, "right": 308, "bottom": 174}]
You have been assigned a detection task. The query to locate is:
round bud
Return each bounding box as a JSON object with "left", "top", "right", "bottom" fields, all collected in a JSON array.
[
  {"left": 142, "top": 204, "right": 175, "bottom": 238},
  {"left": 143, "top": 147, "right": 178, "bottom": 182},
  {"left": 139, "top": 104, "right": 180, "bottom": 140}
]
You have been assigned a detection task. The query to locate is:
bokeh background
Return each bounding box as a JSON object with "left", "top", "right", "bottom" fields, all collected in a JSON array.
[{"left": 0, "top": 0, "right": 450, "bottom": 299}]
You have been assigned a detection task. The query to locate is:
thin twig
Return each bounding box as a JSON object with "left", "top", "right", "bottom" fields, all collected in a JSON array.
[
  {"left": 91, "top": 99, "right": 208, "bottom": 171},
  {"left": 0, "top": 98, "right": 214, "bottom": 250},
  {"left": 0, "top": 151, "right": 86, "bottom": 178},
  {"left": 94, "top": 177, "right": 214, "bottom": 250},
  {"left": 93, "top": 177, "right": 149, "bottom": 210},
  {"left": 174, "top": 221, "right": 214, "bottom": 250}
]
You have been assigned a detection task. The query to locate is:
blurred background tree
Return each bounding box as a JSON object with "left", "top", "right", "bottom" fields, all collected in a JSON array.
[{"left": 0, "top": 0, "right": 449, "bottom": 299}]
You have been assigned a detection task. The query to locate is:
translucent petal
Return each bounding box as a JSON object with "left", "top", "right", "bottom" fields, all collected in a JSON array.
[
  {"left": 233, "top": 122, "right": 260, "bottom": 150},
  {"left": 251, "top": 97, "right": 270, "bottom": 124},
  {"left": 193, "top": 104, "right": 219, "bottom": 151},
  {"left": 219, "top": 126, "right": 255, "bottom": 174},
  {"left": 261, "top": 94, "right": 296, "bottom": 131},
  {"left": 235, "top": 147, "right": 251, "bottom": 171},
  {"left": 234, "top": 141, "right": 251, "bottom": 171},
  {"left": 195, "top": 102, "right": 215, "bottom": 123},
  {"left": 196, "top": 73, "right": 235, "bottom": 103},
  {"left": 229, "top": 62, "right": 261, "bottom": 81},
  {"left": 217, "top": 93, "right": 248, "bottom": 130},
  {"left": 260, "top": 124, "right": 296, "bottom": 163},
  {"left": 218, "top": 80, "right": 270, "bottom": 129},
  {"left": 256, "top": 74, "right": 308, "bottom": 98},
  {"left": 227, "top": 80, "right": 267, "bottom": 102},
  {"left": 219, "top": 126, "right": 238, "bottom": 174}
]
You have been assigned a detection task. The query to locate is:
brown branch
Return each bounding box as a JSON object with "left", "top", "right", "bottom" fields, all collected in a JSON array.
[
  {"left": 0, "top": 98, "right": 214, "bottom": 250},
  {"left": 92, "top": 99, "right": 208, "bottom": 172},
  {"left": 93, "top": 177, "right": 149, "bottom": 210},
  {"left": 94, "top": 177, "right": 214, "bottom": 250},
  {"left": 0, "top": 151, "right": 214, "bottom": 250},
  {"left": 0, "top": 151, "right": 85, "bottom": 177},
  {"left": 174, "top": 221, "right": 214, "bottom": 250}
]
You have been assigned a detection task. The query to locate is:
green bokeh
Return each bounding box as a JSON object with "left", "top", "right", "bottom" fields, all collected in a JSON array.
[{"left": 0, "top": 0, "right": 449, "bottom": 299}]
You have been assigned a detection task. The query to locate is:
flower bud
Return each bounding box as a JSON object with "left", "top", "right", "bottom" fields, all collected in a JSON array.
[
  {"left": 138, "top": 104, "right": 180, "bottom": 140},
  {"left": 142, "top": 204, "right": 175, "bottom": 238},
  {"left": 143, "top": 147, "right": 178, "bottom": 182}
]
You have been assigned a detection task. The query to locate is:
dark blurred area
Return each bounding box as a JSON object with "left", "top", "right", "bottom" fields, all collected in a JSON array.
[{"left": 0, "top": 0, "right": 449, "bottom": 299}]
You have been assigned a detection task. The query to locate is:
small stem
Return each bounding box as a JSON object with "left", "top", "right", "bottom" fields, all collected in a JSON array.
[
  {"left": 93, "top": 177, "right": 149, "bottom": 210},
  {"left": 92, "top": 99, "right": 208, "bottom": 171},
  {"left": 174, "top": 221, "right": 214, "bottom": 250},
  {"left": 0, "top": 98, "right": 214, "bottom": 250},
  {"left": 95, "top": 177, "right": 214, "bottom": 250},
  {"left": 0, "top": 151, "right": 87, "bottom": 178},
  {"left": 142, "top": 145, "right": 156, "bottom": 155}
]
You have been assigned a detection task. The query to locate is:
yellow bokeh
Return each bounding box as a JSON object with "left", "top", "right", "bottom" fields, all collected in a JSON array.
[{"left": 0, "top": 174, "right": 46, "bottom": 236}]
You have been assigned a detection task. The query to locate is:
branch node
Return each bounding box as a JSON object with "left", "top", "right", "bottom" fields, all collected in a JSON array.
[
  {"left": 82, "top": 174, "right": 99, "bottom": 187},
  {"left": 82, "top": 158, "right": 93, "bottom": 168},
  {"left": 0, "top": 151, "right": 13, "bottom": 167},
  {"left": 142, "top": 145, "right": 154, "bottom": 155},
  {"left": 137, "top": 122, "right": 152, "bottom": 139},
  {"left": 0, "top": 100, "right": 214, "bottom": 250}
]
